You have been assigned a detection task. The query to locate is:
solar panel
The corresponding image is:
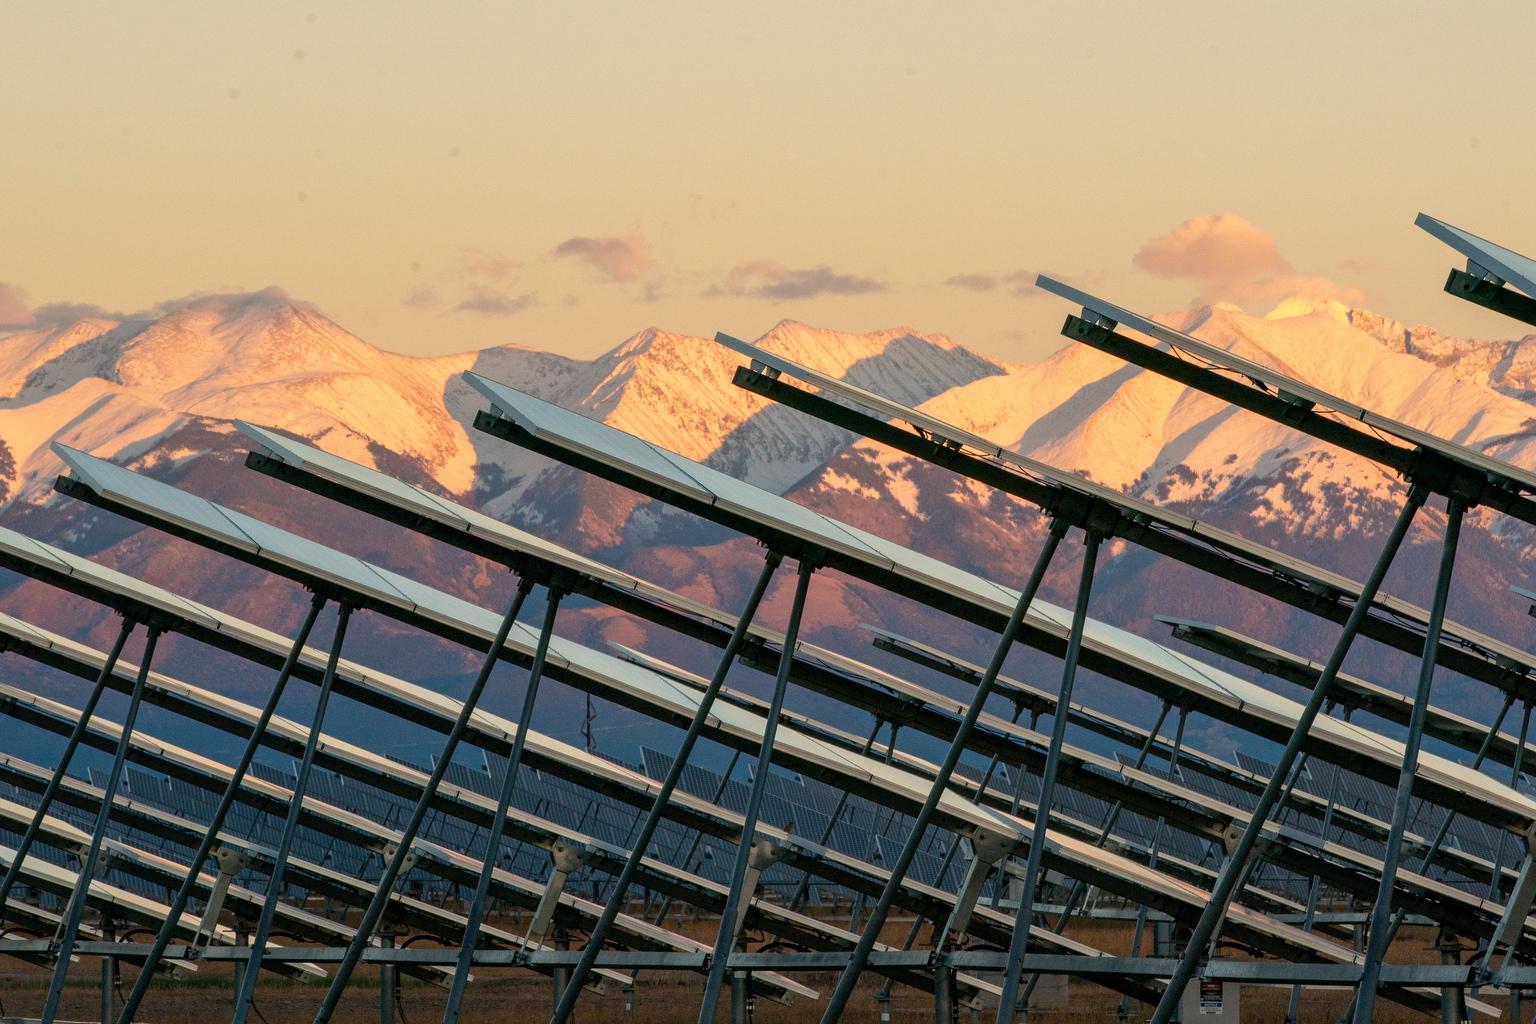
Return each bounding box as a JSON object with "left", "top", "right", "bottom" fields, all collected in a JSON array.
[{"left": 1417, "top": 213, "right": 1536, "bottom": 302}]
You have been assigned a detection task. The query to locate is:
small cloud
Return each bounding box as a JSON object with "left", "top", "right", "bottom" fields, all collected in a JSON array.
[
  {"left": 1134, "top": 213, "right": 1289, "bottom": 283},
  {"left": 455, "top": 286, "right": 536, "bottom": 316},
  {"left": 1134, "top": 213, "right": 1363, "bottom": 310},
  {"left": 0, "top": 283, "right": 34, "bottom": 327},
  {"left": 943, "top": 270, "right": 1044, "bottom": 298},
  {"left": 707, "top": 260, "right": 885, "bottom": 301},
  {"left": 31, "top": 301, "right": 118, "bottom": 325},
  {"left": 456, "top": 249, "right": 521, "bottom": 282},
  {"left": 134, "top": 286, "right": 319, "bottom": 318},
  {"left": 944, "top": 273, "right": 998, "bottom": 292},
  {"left": 552, "top": 234, "right": 653, "bottom": 282},
  {"left": 400, "top": 283, "right": 443, "bottom": 310}
]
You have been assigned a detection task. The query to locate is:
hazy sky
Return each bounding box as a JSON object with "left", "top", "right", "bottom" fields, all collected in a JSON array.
[{"left": 6, "top": 2, "right": 1536, "bottom": 362}]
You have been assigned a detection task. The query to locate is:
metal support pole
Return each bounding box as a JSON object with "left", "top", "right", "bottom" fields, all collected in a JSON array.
[
  {"left": 730, "top": 965, "right": 748, "bottom": 1024},
  {"left": 817, "top": 524, "right": 1066, "bottom": 1024},
  {"left": 232, "top": 602, "right": 354, "bottom": 1024},
  {"left": 698, "top": 560, "right": 815, "bottom": 1024},
  {"left": 994, "top": 529, "right": 1102, "bottom": 1024},
  {"left": 115, "top": 592, "right": 327, "bottom": 1024},
  {"left": 550, "top": 550, "right": 783, "bottom": 1024},
  {"left": 1351, "top": 496, "right": 1465, "bottom": 1024},
  {"left": 379, "top": 928, "right": 396, "bottom": 1024},
  {"left": 311, "top": 579, "right": 534, "bottom": 1024},
  {"left": 934, "top": 957, "right": 955, "bottom": 1024},
  {"left": 1439, "top": 931, "right": 1466, "bottom": 1024},
  {"left": 551, "top": 931, "right": 571, "bottom": 1010},
  {"left": 232, "top": 926, "right": 249, "bottom": 1013},
  {"left": 100, "top": 914, "right": 115, "bottom": 1024},
  {"left": 442, "top": 589, "right": 564, "bottom": 1024},
  {"left": 1147, "top": 485, "right": 1425, "bottom": 1024},
  {"left": 41, "top": 625, "right": 161, "bottom": 1024},
  {"left": 0, "top": 615, "right": 136, "bottom": 912}
]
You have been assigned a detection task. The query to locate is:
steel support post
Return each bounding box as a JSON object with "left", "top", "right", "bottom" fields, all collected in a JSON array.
[
  {"left": 994, "top": 529, "right": 1102, "bottom": 1024},
  {"left": 311, "top": 579, "right": 534, "bottom": 1024},
  {"left": 730, "top": 966, "right": 748, "bottom": 1024},
  {"left": 100, "top": 915, "right": 115, "bottom": 1024},
  {"left": 817, "top": 524, "right": 1067, "bottom": 1024},
  {"left": 934, "top": 957, "right": 955, "bottom": 1024},
  {"left": 379, "top": 929, "right": 396, "bottom": 1024},
  {"left": 0, "top": 614, "right": 136, "bottom": 912},
  {"left": 698, "top": 560, "right": 816, "bottom": 1024},
  {"left": 1351, "top": 496, "right": 1466, "bottom": 1024},
  {"left": 232, "top": 927, "right": 249, "bottom": 1012},
  {"left": 550, "top": 550, "right": 783, "bottom": 1024},
  {"left": 551, "top": 931, "right": 571, "bottom": 1010},
  {"left": 41, "top": 626, "right": 161, "bottom": 1024},
  {"left": 233, "top": 602, "right": 354, "bottom": 1024},
  {"left": 442, "top": 590, "right": 565, "bottom": 1024},
  {"left": 115, "top": 592, "right": 327, "bottom": 1024},
  {"left": 1440, "top": 932, "right": 1466, "bottom": 1024},
  {"left": 1146, "top": 485, "right": 1425, "bottom": 1024}
]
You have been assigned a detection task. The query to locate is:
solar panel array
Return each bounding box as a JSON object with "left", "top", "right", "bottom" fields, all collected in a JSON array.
[{"left": 5, "top": 211, "right": 1536, "bottom": 1024}]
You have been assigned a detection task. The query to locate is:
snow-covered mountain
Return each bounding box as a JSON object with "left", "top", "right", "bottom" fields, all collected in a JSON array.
[
  {"left": 5, "top": 287, "right": 1536, "bottom": 750},
  {"left": 0, "top": 290, "right": 999, "bottom": 514}
]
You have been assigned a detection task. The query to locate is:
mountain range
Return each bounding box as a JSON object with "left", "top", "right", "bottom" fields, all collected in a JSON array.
[{"left": 3, "top": 288, "right": 1535, "bottom": 759}]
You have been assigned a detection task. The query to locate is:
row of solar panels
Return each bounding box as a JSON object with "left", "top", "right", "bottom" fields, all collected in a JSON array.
[{"left": 7, "top": 215, "right": 1536, "bottom": 1020}]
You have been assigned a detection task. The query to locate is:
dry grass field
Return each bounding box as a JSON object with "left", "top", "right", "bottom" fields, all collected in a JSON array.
[{"left": 0, "top": 914, "right": 1505, "bottom": 1023}]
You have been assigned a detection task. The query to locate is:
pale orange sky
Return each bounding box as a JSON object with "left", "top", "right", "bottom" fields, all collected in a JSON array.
[{"left": 5, "top": 1, "right": 1535, "bottom": 361}]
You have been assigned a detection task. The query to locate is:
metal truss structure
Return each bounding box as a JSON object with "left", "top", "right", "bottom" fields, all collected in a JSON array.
[{"left": 2, "top": 212, "right": 1536, "bottom": 1022}]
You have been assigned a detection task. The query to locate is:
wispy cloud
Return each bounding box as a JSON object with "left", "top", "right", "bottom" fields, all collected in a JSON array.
[
  {"left": 456, "top": 249, "right": 521, "bottom": 282},
  {"left": 31, "top": 301, "right": 119, "bottom": 325},
  {"left": 943, "top": 272, "right": 1000, "bottom": 292},
  {"left": 941, "top": 270, "right": 1039, "bottom": 296},
  {"left": 455, "top": 286, "right": 536, "bottom": 316},
  {"left": 400, "top": 283, "right": 443, "bottom": 310},
  {"left": 552, "top": 234, "right": 653, "bottom": 282},
  {"left": 707, "top": 260, "right": 885, "bottom": 301}
]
